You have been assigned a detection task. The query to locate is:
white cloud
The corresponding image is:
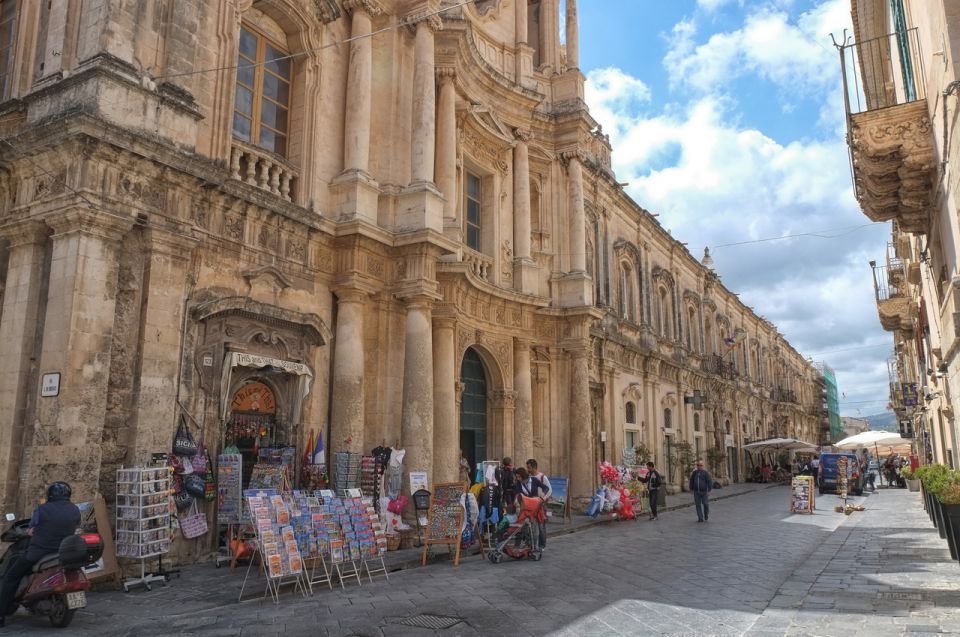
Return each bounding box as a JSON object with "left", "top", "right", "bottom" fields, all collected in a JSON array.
[
  {"left": 584, "top": 59, "right": 890, "bottom": 416},
  {"left": 665, "top": 0, "right": 851, "bottom": 102}
]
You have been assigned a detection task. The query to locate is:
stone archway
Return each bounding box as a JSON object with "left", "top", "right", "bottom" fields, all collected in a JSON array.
[
  {"left": 455, "top": 330, "right": 511, "bottom": 461},
  {"left": 459, "top": 348, "right": 488, "bottom": 474}
]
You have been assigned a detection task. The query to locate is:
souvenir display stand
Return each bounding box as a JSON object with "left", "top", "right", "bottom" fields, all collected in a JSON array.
[
  {"left": 790, "top": 476, "right": 815, "bottom": 514},
  {"left": 239, "top": 490, "right": 311, "bottom": 603},
  {"left": 215, "top": 453, "right": 244, "bottom": 568},
  {"left": 420, "top": 482, "right": 467, "bottom": 567},
  {"left": 333, "top": 452, "right": 361, "bottom": 493},
  {"left": 115, "top": 467, "right": 173, "bottom": 592}
]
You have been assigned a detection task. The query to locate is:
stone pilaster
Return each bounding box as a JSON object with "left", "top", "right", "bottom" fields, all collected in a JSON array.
[
  {"left": 515, "top": 0, "right": 534, "bottom": 87},
  {"left": 565, "top": 0, "right": 579, "bottom": 69},
  {"left": 569, "top": 348, "right": 593, "bottom": 500},
  {"left": 330, "top": 288, "right": 368, "bottom": 456},
  {"left": 0, "top": 220, "right": 49, "bottom": 513},
  {"left": 130, "top": 227, "right": 198, "bottom": 462},
  {"left": 19, "top": 208, "right": 133, "bottom": 508},
  {"left": 513, "top": 129, "right": 537, "bottom": 293},
  {"left": 435, "top": 69, "right": 458, "bottom": 225},
  {"left": 558, "top": 152, "right": 592, "bottom": 306},
  {"left": 400, "top": 295, "right": 435, "bottom": 486},
  {"left": 513, "top": 338, "right": 533, "bottom": 464},
  {"left": 432, "top": 316, "right": 457, "bottom": 482},
  {"left": 541, "top": 0, "right": 559, "bottom": 73}
]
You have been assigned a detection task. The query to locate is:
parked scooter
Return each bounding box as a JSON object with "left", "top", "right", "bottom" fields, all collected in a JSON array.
[{"left": 0, "top": 512, "right": 104, "bottom": 628}]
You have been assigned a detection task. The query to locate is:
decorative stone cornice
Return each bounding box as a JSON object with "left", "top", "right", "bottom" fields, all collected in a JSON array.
[
  {"left": 45, "top": 207, "right": 134, "bottom": 243},
  {"left": 343, "top": 0, "right": 384, "bottom": 17},
  {"left": 314, "top": 0, "right": 344, "bottom": 22},
  {"left": 513, "top": 128, "right": 533, "bottom": 143}
]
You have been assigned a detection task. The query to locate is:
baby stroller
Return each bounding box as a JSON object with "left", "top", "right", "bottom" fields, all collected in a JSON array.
[{"left": 488, "top": 496, "right": 543, "bottom": 563}]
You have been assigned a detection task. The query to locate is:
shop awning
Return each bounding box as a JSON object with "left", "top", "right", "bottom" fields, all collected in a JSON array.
[
  {"left": 742, "top": 437, "right": 818, "bottom": 453},
  {"left": 220, "top": 352, "right": 314, "bottom": 424}
]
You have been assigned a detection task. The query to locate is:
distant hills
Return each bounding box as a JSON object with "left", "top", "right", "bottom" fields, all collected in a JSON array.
[{"left": 864, "top": 412, "right": 898, "bottom": 432}]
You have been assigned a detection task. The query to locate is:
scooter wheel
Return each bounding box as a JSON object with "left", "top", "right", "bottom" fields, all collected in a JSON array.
[
  {"left": 48, "top": 594, "right": 76, "bottom": 628},
  {"left": 488, "top": 551, "right": 503, "bottom": 564}
]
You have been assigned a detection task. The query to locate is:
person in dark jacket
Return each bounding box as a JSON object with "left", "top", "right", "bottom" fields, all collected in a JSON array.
[
  {"left": 0, "top": 482, "right": 81, "bottom": 626},
  {"left": 689, "top": 460, "right": 713, "bottom": 522},
  {"left": 639, "top": 461, "right": 662, "bottom": 520}
]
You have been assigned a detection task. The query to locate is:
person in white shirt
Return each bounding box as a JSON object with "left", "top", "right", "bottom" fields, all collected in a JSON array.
[{"left": 525, "top": 458, "right": 551, "bottom": 548}]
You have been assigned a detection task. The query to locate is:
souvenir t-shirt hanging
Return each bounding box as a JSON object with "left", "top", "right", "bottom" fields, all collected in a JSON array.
[{"left": 385, "top": 448, "right": 405, "bottom": 501}]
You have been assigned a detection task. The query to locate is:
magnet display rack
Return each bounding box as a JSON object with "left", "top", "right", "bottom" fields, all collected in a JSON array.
[{"left": 115, "top": 467, "right": 173, "bottom": 591}]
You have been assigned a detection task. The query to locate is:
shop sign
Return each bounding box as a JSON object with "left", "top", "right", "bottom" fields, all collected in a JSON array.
[{"left": 901, "top": 383, "right": 918, "bottom": 406}]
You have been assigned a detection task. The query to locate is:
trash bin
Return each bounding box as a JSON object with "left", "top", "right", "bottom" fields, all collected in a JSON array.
[{"left": 413, "top": 489, "right": 431, "bottom": 547}]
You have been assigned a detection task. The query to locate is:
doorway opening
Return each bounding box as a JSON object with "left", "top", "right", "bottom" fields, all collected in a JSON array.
[{"left": 459, "top": 348, "right": 488, "bottom": 478}]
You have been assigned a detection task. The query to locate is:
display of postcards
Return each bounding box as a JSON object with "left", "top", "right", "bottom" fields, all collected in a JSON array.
[
  {"left": 253, "top": 506, "right": 271, "bottom": 520},
  {"left": 329, "top": 540, "right": 344, "bottom": 563},
  {"left": 288, "top": 554, "right": 303, "bottom": 574},
  {"left": 284, "top": 539, "right": 299, "bottom": 555},
  {"left": 260, "top": 528, "right": 278, "bottom": 544},
  {"left": 276, "top": 507, "right": 290, "bottom": 525},
  {"left": 267, "top": 554, "right": 283, "bottom": 578},
  {"left": 349, "top": 547, "right": 361, "bottom": 562},
  {"left": 280, "top": 525, "right": 295, "bottom": 542}
]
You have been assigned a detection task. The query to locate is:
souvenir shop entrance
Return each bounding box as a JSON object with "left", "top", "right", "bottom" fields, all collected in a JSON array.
[{"left": 225, "top": 380, "right": 286, "bottom": 487}]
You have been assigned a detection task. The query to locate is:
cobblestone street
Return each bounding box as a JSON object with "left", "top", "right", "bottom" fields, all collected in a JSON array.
[{"left": 5, "top": 486, "right": 958, "bottom": 636}]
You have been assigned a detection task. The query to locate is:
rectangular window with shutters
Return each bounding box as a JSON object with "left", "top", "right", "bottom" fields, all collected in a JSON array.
[
  {"left": 0, "top": 0, "right": 16, "bottom": 101},
  {"left": 465, "top": 172, "right": 482, "bottom": 251},
  {"left": 233, "top": 26, "right": 291, "bottom": 156}
]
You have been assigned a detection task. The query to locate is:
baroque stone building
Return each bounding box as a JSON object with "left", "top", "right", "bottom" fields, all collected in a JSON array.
[{"left": 0, "top": 0, "right": 823, "bottom": 520}]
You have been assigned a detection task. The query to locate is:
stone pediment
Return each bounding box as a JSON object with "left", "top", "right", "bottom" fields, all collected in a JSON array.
[
  {"left": 242, "top": 266, "right": 292, "bottom": 305},
  {"left": 461, "top": 103, "right": 516, "bottom": 151}
]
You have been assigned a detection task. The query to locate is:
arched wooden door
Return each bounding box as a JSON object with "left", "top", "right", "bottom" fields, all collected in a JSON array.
[{"left": 459, "top": 348, "right": 488, "bottom": 475}]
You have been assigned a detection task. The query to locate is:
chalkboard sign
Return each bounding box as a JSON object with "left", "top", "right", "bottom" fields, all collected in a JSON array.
[
  {"left": 545, "top": 476, "right": 570, "bottom": 523},
  {"left": 790, "top": 476, "right": 814, "bottom": 514},
  {"left": 420, "top": 481, "right": 466, "bottom": 567},
  {"left": 217, "top": 454, "right": 243, "bottom": 524}
]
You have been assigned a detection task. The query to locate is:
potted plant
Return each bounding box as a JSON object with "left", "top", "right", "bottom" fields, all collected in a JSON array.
[
  {"left": 935, "top": 475, "right": 960, "bottom": 561},
  {"left": 671, "top": 442, "right": 696, "bottom": 491},
  {"left": 902, "top": 467, "right": 920, "bottom": 492},
  {"left": 922, "top": 464, "right": 951, "bottom": 538},
  {"left": 633, "top": 443, "right": 653, "bottom": 466},
  {"left": 706, "top": 447, "right": 727, "bottom": 479}
]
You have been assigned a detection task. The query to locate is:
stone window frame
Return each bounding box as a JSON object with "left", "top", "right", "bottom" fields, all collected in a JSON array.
[
  {"left": 625, "top": 400, "right": 636, "bottom": 425},
  {"left": 464, "top": 170, "right": 483, "bottom": 251},
  {"left": 460, "top": 155, "right": 497, "bottom": 258},
  {"left": 233, "top": 21, "right": 294, "bottom": 157},
  {"left": 618, "top": 261, "right": 635, "bottom": 321}
]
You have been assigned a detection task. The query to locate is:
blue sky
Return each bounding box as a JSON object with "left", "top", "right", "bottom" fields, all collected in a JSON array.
[{"left": 576, "top": 0, "right": 893, "bottom": 418}]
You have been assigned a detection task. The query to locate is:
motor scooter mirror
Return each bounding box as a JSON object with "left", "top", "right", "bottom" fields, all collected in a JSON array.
[{"left": 4, "top": 513, "right": 14, "bottom": 522}]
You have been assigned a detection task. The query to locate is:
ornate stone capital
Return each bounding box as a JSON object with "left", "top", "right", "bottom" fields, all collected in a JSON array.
[
  {"left": 146, "top": 225, "right": 199, "bottom": 261},
  {"left": 513, "top": 128, "right": 533, "bottom": 143},
  {"left": 333, "top": 286, "right": 369, "bottom": 305},
  {"left": 404, "top": 5, "right": 443, "bottom": 32},
  {"left": 436, "top": 67, "right": 456, "bottom": 82},
  {"left": 45, "top": 208, "right": 134, "bottom": 243},
  {"left": 343, "top": 0, "right": 385, "bottom": 17},
  {"left": 314, "top": 0, "right": 344, "bottom": 22},
  {"left": 0, "top": 219, "right": 49, "bottom": 248},
  {"left": 560, "top": 149, "right": 587, "bottom": 167}
]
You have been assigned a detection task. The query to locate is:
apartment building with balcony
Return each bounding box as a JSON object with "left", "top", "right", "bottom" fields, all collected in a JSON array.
[{"left": 840, "top": 0, "right": 960, "bottom": 465}]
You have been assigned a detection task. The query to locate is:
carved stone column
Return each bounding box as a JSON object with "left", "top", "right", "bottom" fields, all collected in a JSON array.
[
  {"left": 565, "top": 0, "right": 579, "bottom": 69},
  {"left": 400, "top": 296, "right": 435, "bottom": 485},
  {"left": 19, "top": 209, "right": 133, "bottom": 508},
  {"left": 541, "top": 0, "right": 558, "bottom": 74},
  {"left": 569, "top": 348, "right": 593, "bottom": 501},
  {"left": 513, "top": 338, "right": 533, "bottom": 464},
  {"left": 343, "top": 1, "right": 380, "bottom": 173},
  {"left": 332, "top": 0, "right": 383, "bottom": 222},
  {"left": 0, "top": 220, "right": 49, "bottom": 513},
  {"left": 435, "top": 69, "right": 458, "bottom": 224},
  {"left": 513, "top": 129, "right": 536, "bottom": 293},
  {"left": 330, "top": 288, "right": 368, "bottom": 456},
  {"left": 432, "top": 316, "right": 457, "bottom": 482},
  {"left": 130, "top": 227, "right": 198, "bottom": 461},
  {"left": 410, "top": 15, "right": 440, "bottom": 185},
  {"left": 515, "top": 0, "right": 533, "bottom": 86}
]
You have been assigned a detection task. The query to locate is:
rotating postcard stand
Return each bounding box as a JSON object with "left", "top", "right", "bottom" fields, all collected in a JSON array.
[
  {"left": 115, "top": 467, "right": 173, "bottom": 592},
  {"left": 238, "top": 492, "right": 311, "bottom": 603}
]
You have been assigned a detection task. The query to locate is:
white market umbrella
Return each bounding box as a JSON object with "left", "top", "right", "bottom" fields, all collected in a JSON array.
[
  {"left": 834, "top": 430, "right": 906, "bottom": 450},
  {"left": 742, "top": 437, "right": 819, "bottom": 453}
]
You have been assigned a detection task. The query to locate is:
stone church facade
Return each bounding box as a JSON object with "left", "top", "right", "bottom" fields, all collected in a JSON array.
[{"left": 0, "top": 0, "right": 823, "bottom": 518}]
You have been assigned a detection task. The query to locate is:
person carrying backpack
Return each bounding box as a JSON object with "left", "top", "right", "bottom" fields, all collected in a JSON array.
[{"left": 639, "top": 461, "right": 662, "bottom": 520}]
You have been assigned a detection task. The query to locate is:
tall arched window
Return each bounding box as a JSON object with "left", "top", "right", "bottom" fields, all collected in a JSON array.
[
  {"left": 725, "top": 419, "right": 731, "bottom": 435},
  {"left": 704, "top": 318, "right": 713, "bottom": 355},
  {"left": 663, "top": 408, "right": 672, "bottom": 430},
  {"left": 686, "top": 306, "right": 697, "bottom": 350},
  {"left": 657, "top": 287, "right": 671, "bottom": 337},
  {"left": 625, "top": 401, "right": 636, "bottom": 424},
  {"left": 693, "top": 413, "right": 700, "bottom": 432},
  {"left": 234, "top": 23, "right": 292, "bottom": 155}
]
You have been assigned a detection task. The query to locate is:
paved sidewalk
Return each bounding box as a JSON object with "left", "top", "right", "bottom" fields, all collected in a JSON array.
[{"left": 744, "top": 487, "right": 960, "bottom": 636}]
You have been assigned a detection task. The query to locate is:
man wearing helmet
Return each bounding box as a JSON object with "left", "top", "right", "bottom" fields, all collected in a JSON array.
[{"left": 0, "top": 482, "right": 80, "bottom": 626}]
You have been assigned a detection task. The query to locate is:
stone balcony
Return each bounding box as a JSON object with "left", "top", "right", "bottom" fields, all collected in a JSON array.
[
  {"left": 229, "top": 141, "right": 299, "bottom": 203},
  {"left": 849, "top": 101, "right": 936, "bottom": 233},
  {"left": 871, "top": 259, "right": 914, "bottom": 332},
  {"left": 840, "top": 28, "right": 937, "bottom": 234}
]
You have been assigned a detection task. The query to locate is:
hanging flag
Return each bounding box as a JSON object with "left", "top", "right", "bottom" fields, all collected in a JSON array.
[
  {"left": 723, "top": 327, "right": 747, "bottom": 350},
  {"left": 304, "top": 429, "right": 314, "bottom": 466},
  {"left": 313, "top": 431, "right": 325, "bottom": 466}
]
